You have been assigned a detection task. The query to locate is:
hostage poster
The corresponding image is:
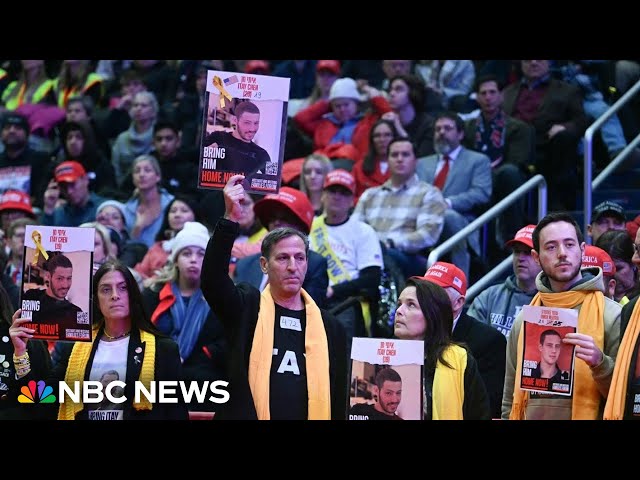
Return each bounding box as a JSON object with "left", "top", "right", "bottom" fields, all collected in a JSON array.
[
  {"left": 520, "top": 305, "right": 578, "bottom": 396},
  {"left": 20, "top": 225, "right": 95, "bottom": 342},
  {"left": 198, "top": 69, "right": 289, "bottom": 195},
  {"left": 348, "top": 337, "right": 424, "bottom": 420}
]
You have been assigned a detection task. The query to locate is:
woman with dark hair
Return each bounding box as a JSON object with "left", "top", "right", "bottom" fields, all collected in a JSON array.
[
  {"left": 9, "top": 259, "right": 188, "bottom": 420},
  {"left": 596, "top": 229, "right": 640, "bottom": 305},
  {"left": 393, "top": 277, "right": 490, "bottom": 420},
  {"left": 0, "top": 282, "right": 51, "bottom": 419},
  {"left": 134, "top": 194, "right": 203, "bottom": 280},
  {"left": 351, "top": 119, "right": 398, "bottom": 201}
]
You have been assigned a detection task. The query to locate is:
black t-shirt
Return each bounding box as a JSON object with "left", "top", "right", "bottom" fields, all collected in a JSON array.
[
  {"left": 269, "top": 304, "right": 307, "bottom": 420},
  {"left": 22, "top": 288, "right": 84, "bottom": 340},
  {"left": 348, "top": 402, "right": 403, "bottom": 420},
  {"left": 203, "top": 130, "right": 270, "bottom": 179}
]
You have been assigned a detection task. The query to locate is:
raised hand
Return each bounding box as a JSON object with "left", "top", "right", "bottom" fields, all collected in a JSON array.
[
  {"left": 9, "top": 309, "right": 35, "bottom": 356},
  {"left": 223, "top": 174, "right": 247, "bottom": 223}
]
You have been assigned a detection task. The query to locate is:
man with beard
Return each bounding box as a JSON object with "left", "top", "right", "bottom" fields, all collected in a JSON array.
[
  {"left": 502, "top": 212, "right": 621, "bottom": 420},
  {"left": 416, "top": 112, "right": 492, "bottom": 280},
  {"left": 22, "top": 253, "right": 84, "bottom": 341},
  {"left": 203, "top": 100, "right": 271, "bottom": 190},
  {"left": 0, "top": 113, "right": 49, "bottom": 207},
  {"left": 348, "top": 367, "right": 403, "bottom": 420}
]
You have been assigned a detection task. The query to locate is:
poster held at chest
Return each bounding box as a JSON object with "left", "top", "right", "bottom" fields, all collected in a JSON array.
[
  {"left": 198, "top": 69, "right": 290, "bottom": 195},
  {"left": 348, "top": 337, "right": 424, "bottom": 420},
  {"left": 20, "top": 225, "right": 95, "bottom": 342},
  {"left": 520, "top": 305, "right": 577, "bottom": 396}
]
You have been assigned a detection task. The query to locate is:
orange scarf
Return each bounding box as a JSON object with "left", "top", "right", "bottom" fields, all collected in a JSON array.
[
  {"left": 604, "top": 298, "right": 640, "bottom": 419},
  {"left": 510, "top": 290, "right": 604, "bottom": 420}
]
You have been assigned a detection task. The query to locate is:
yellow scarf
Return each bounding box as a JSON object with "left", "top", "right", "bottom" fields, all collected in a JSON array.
[
  {"left": 510, "top": 290, "right": 604, "bottom": 420},
  {"left": 310, "top": 215, "right": 372, "bottom": 333},
  {"left": 432, "top": 344, "right": 467, "bottom": 420},
  {"left": 604, "top": 298, "right": 640, "bottom": 419},
  {"left": 248, "top": 285, "right": 331, "bottom": 420},
  {"left": 58, "top": 330, "right": 156, "bottom": 420}
]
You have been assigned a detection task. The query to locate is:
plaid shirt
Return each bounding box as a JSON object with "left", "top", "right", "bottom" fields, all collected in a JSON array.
[{"left": 353, "top": 174, "right": 446, "bottom": 254}]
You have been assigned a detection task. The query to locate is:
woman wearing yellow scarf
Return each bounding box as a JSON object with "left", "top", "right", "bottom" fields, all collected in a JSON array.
[
  {"left": 9, "top": 260, "right": 188, "bottom": 420},
  {"left": 394, "top": 277, "right": 490, "bottom": 420}
]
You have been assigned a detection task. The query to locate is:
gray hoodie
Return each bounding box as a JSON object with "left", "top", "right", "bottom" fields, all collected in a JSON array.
[
  {"left": 501, "top": 267, "right": 621, "bottom": 420},
  {"left": 467, "top": 275, "right": 537, "bottom": 337}
]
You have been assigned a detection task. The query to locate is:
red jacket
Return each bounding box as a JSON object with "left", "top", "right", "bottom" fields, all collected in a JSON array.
[
  {"left": 352, "top": 157, "right": 391, "bottom": 202},
  {"left": 294, "top": 96, "right": 391, "bottom": 162}
]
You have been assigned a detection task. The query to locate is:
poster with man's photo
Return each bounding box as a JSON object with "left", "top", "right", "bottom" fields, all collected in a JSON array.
[
  {"left": 20, "top": 225, "right": 94, "bottom": 342},
  {"left": 348, "top": 337, "right": 424, "bottom": 420},
  {"left": 520, "top": 305, "right": 578, "bottom": 396},
  {"left": 197, "top": 69, "right": 290, "bottom": 195}
]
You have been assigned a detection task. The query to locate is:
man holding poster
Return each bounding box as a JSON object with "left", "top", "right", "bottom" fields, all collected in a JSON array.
[
  {"left": 502, "top": 212, "right": 621, "bottom": 420},
  {"left": 203, "top": 100, "right": 271, "bottom": 186}
]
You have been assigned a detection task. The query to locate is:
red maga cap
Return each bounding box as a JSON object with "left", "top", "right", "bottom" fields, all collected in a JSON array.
[
  {"left": 316, "top": 60, "right": 341, "bottom": 76},
  {"left": 0, "top": 189, "right": 35, "bottom": 216},
  {"left": 421, "top": 261, "right": 467, "bottom": 296},
  {"left": 54, "top": 161, "right": 86, "bottom": 183},
  {"left": 323, "top": 169, "right": 355, "bottom": 194},
  {"left": 582, "top": 244, "right": 616, "bottom": 275},
  {"left": 253, "top": 187, "right": 314, "bottom": 234},
  {"left": 505, "top": 224, "right": 536, "bottom": 249}
]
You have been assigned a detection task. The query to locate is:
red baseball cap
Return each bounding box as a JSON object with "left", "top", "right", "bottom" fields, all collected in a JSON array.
[
  {"left": 421, "top": 261, "right": 467, "bottom": 296},
  {"left": 253, "top": 187, "right": 314, "bottom": 234},
  {"left": 582, "top": 245, "right": 616, "bottom": 275},
  {"left": 282, "top": 158, "right": 304, "bottom": 185},
  {"left": 55, "top": 161, "right": 86, "bottom": 183},
  {"left": 0, "top": 189, "right": 35, "bottom": 216},
  {"left": 244, "top": 60, "right": 270, "bottom": 74},
  {"left": 323, "top": 169, "right": 355, "bottom": 195},
  {"left": 505, "top": 224, "right": 536, "bottom": 249},
  {"left": 316, "top": 60, "right": 340, "bottom": 76}
]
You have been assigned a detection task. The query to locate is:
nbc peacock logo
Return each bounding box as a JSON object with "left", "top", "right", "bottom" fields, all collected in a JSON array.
[{"left": 18, "top": 380, "right": 56, "bottom": 404}]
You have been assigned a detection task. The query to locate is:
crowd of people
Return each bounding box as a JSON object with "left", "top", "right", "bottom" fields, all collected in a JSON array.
[{"left": 1, "top": 59, "right": 640, "bottom": 420}]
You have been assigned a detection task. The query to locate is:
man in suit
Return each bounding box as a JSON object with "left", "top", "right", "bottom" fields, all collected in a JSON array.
[
  {"left": 416, "top": 112, "right": 492, "bottom": 279},
  {"left": 234, "top": 186, "right": 329, "bottom": 307},
  {"left": 422, "top": 261, "right": 506, "bottom": 419},
  {"left": 464, "top": 74, "right": 534, "bottom": 247},
  {"left": 502, "top": 60, "right": 588, "bottom": 210}
]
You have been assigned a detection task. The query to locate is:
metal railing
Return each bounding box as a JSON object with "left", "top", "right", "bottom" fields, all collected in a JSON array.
[
  {"left": 583, "top": 79, "right": 640, "bottom": 240},
  {"left": 426, "top": 174, "right": 548, "bottom": 301}
]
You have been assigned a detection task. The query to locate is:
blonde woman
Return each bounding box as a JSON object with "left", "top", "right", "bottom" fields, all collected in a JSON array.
[
  {"left": 299, "top": 153, "right": 333, "bottom": 216},
  {"left": 123, "top": 155, "right": 174, "bottom": 248}
]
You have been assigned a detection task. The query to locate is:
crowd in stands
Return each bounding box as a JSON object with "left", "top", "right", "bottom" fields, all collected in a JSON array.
[{"left": 1, "top": 59, "right": 640, "bottom": 420}]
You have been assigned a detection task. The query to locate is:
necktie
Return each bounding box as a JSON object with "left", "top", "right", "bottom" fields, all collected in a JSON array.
[{"left": 433, "top": 155, "right": 450, "bottom": 191}]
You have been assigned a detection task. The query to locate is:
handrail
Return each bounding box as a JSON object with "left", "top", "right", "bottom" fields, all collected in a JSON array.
[
  {"left": 583, "top": 78, "right": 640, "bottom": 240},
  {"left": 466, "top": 254, "right": 513, "bottom": 301},
  {"left": 427, "top": 174, "right": 547, "bottom": 269}
]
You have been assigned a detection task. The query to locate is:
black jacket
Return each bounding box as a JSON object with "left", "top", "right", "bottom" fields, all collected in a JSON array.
[
  {"left": 202, "top": 218, "right": 348, "bottom": 420},
  {"left": 23, "top": 328, "right": 188, "bottom": 420},
  {"left": 452, "top": 312, "right": 506, "bottom": 419}
]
